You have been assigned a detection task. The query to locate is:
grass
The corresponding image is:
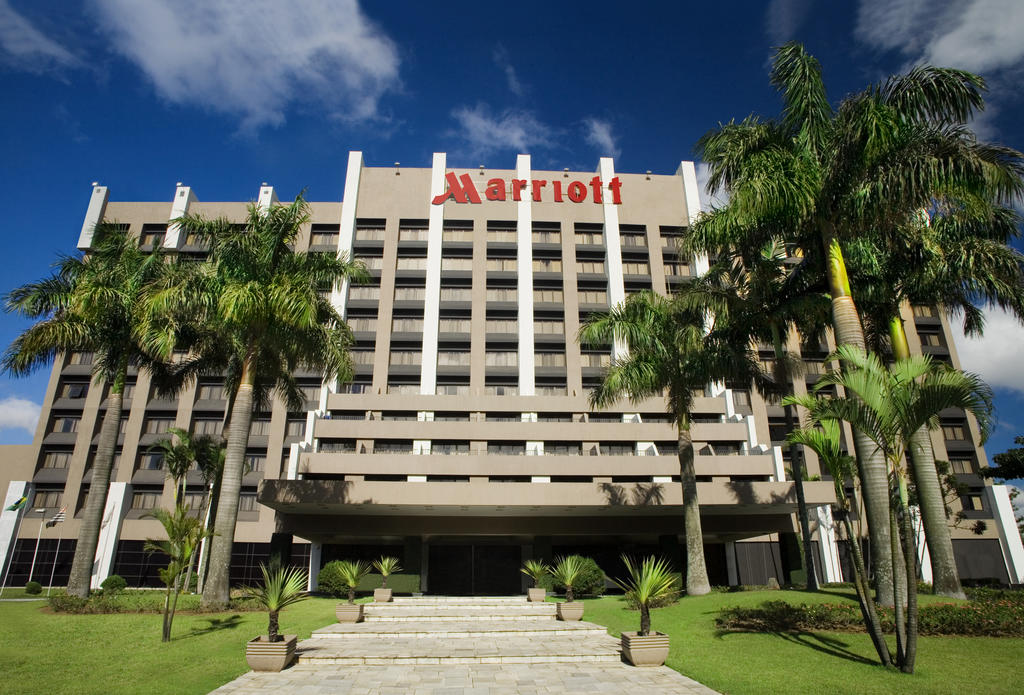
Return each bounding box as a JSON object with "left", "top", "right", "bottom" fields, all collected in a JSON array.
[
  {"left": 581, "top": 588, "right": 1024, "bottom": 695},
  {"left": 3, "top": 588, "right": 1021, "bottom": 694},
  {"left": 0, "top": 595, "right": 342, "bottom": 695}
]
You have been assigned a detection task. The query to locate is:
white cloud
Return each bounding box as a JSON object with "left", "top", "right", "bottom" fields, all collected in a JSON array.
[
  {"left": 90, "top": 0, "right": 400, "bottom": 132},
  {"left": 449, "top": 104, "right": 554, "bottom": 159},
  {"left": 493, "top": 45, "right": 523, "bottom": 97},
  {"left": 0, "top": 396, "right": 40, "bottom": 435},
  {"left": 582, "top": 118, "right": 620, "bottom": 158},
  {"left": 764, "top": 0, "right": 813, "bottom": 44},
  {"left": 950, "top": 305, "right": 1024, "bottom": 395},
  {"left": 694, "top": 162, "right": 730, "bottom": 213},
  {"left": 0, "top": 0, "right": 81, "bottom": 72},
  {"left": 855, "top": 0, "right": 1024, "bottom": 73}
]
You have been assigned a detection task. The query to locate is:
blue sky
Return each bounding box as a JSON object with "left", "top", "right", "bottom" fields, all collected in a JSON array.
[{"left": 1, "top": 0, "right": 1023, "bottom": 469}]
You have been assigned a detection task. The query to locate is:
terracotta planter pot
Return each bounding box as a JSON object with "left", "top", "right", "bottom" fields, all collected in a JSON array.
[
  {"left": 621, "top": 631, "right": 669, "bottom": 667},
  {"left": 335, "top": 603, "right": 364, "bottom": 623},
  {"left": 245, "top": 635, "right": 296, "bottom": 672},
  {"left": 556, "top": 601, "right": 584, "bottom": 621},
  {"left": 527, "top": 587, "right": 546, "bottom": 602},
  {"left": 373, "top": 588, "right": 393, "bottom": 603}
]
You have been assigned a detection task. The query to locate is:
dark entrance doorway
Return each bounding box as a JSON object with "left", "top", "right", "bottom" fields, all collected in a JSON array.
[{"left": 428, "top": 543, "right": 521, "bottom": 595}]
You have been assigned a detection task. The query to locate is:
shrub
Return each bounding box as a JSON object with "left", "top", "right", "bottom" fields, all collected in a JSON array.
[
  {"left": 101, "top": 575, "right": 128, "bottom": 594},
  {"left": 716, "top": 598, "right": 1024, "bottom": 637},
  {"left": 549, "top": 556, "right": 605, "bottom": 598},
  {"left": 25, "top": 581, "right": 42, "bottom": 595},
  {"left": 48, "top": 593, "right": 89, "bottom": 612}
]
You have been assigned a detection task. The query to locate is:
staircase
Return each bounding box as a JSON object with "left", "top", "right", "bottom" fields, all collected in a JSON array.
[{"left": 296, "top": 596, "right": 622, "bottom": 665}]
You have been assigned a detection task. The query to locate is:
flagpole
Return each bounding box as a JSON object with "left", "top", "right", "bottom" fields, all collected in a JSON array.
[
  {"left": 27, "top": 509, "right": 46, "bottom": 584},
  {"left": 0, "top": 501, "right": 29, "bottom": 599},
  {"left": 47, "top": 535, "right": 61, "bottom": 597}
]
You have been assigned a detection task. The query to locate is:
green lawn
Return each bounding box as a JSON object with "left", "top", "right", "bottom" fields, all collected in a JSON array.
[
  {"left": 581, "top": 588, "right": 1024, "bottom": 695},
  {"left": 2, "top": 590, "right": 1022, "bottom": 695}
]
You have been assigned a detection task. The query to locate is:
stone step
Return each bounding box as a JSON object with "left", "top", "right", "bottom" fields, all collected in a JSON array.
[
  {"left": 295, "top": 633, "right": 622, "bottom": 665},
  {"left": 388, "top": 596, "right": 531, "bottom": 604},
  {"left": 312, "top": 619, "right": 608, "bottom": 639},
  {"left": 363, "top": 605, "right": 557, "bottom": 622}
]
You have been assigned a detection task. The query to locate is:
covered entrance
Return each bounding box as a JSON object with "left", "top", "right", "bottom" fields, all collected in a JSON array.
[{"left": 428, "top": 542, "right": 521, "bottom": 595}]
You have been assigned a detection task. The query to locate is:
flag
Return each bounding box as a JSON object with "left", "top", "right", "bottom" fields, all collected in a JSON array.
[
  {"left": 45, "top": 507, "right": 67, "bottom": 527},
  {"left": 5, "top": 496, "right": 26, "bottom": 512}
]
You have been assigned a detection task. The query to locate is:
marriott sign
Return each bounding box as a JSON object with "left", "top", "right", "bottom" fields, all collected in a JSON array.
[{"left": 432, "top": 172, "right": 623, "bottom": 205}]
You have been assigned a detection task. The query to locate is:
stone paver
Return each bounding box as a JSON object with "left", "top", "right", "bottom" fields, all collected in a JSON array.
[
  {"left": 211, "top": 663, "right": 720, "bottom": 694},
  {"left": 210, "top": 596, "right": 721, "bottom": 694}
]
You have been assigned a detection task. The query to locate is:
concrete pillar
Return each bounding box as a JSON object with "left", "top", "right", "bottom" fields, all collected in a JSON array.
[
  {"left": 308, "top": 542, "right": 322, "bottom": 591},
  {"left": 77, "top": 184, "right": 109, "bottom": 249},
  {"left": 0, "top": 481, "right": 30, "bottom": 581},
  {"left": 725, "top": 540, "right": 739, "bottom": 586},
  {"left": 90, "top": 482, "right": 130, "bottom": 589}
]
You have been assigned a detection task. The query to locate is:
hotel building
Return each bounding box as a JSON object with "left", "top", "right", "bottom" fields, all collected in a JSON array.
[{"left": 1, "top": 152, "right": 1022, "bottom": 594}]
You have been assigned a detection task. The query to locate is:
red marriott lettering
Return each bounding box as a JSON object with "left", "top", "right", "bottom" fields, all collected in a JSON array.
[{"left": 432, "top": 173, "right": 622, "bottom": 205}]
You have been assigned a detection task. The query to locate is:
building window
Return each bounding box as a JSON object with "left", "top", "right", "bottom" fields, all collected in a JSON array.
[
  {"left": 575, "top": 230, "right": 603, "bottom": 245},
  {"left": 488, "top": 442, "right": 526, "bottom": 456},
  {"left": 942, "top": 424, "right": 968, "bottom": 441},
  {"left": 310, "top": 226, "right": 340, "bottom": 246},
  {"left": 484, "top": 384, "right": 518, "bottom": 396},
  {"left": 357, "top": 255, "right": 384, "bottom": 270},
  {"left": 576, "top": 260, "right": 605, "bottom": 274},
  {"left": 487, "top": 287, "right": 517, "bottom": 302},
  {"left": 439, "top": 317, "right": 471, "bottom": 333},
  {"left": 139, "top": 227, "right": 165, "bottom": 247},
  {"left": 443, "top": 228, "right": 474, "bottom": 242},
  {"left": 912, "top": 305, "right": 936, "bottom": 318},
  {"left": 245, "top": 452, "right": 266, "bottom": 472},
  {"left": 349, "top": 317, "right": 378, "bottom": 332},
  {"left": 389, "top": 351, "right": 422, "bottom": 366},
  {"left": 961, "top": 490, "right": 985, "bottom": 512},
  {"left": 249, "top": 418, "right": 271, "bottom": 436},
  {"left": 238, "top": 491, "right": 258, "bottom": 512},
  {"left": 131, "top": 489, "right": 161, "bottom": 510},
  {"left": 485, "top": 318, "right": 517, "bottom": 333},
  {"left": 919, "top": 332, "right": 943, "bottom": 347},
  {"left": 436, "top": 383, "right": 469, "bottom": 396},
  {"left": 374, "top": 440, "right": 413, "bottom": 454},
  {"left": 138, "top": 452, "right": 165, "bottom": 470},
  {"left": 33, "top": 487, "right": 64, "bottom": 509},
  {"left": 534, "top": 320, "right": 565, "bottom": 335},
  {"left": 534, "top": 288, "right": 563, "bottom": 303},
  {"left": 664, "top": 262, "right": 690, "bottom": 277},
  {"left": 51, "top": 416, "right": 80, "bottom": 433},
  {"left": 59, "top": 381, "right": 89, "bottom": 399},
  {"left": 394, "top": 286, "right": 426, "bottom": 301},
  {"left": 622, "top": 261, "right": 650, "bottom": 275},
  {"left": 535, "top": 352, "right": 566, "bottom": 367},
  {"left": 578, "top": 290, "right": 608, "bottom": 305},
  {"left": 392, "top": 317, "right": 425, "bottom": 333},
  {"left": 348, "top": 285, "right": 380, "bottom": 301},
  {"left": 532, "top": 229, "right": 560, "bottom": 244},
  {"left": 487, "top": 228, "right": 517, "bottom": 243},
  {"left": 354, "top": 226, "right": 385, "bottom": 241},
  {"left": 532, "top": 258, "right": 562, "bottom": 273},
  {"left": 949, "top": 457, "right": 975, "bottom": 475},
  {"left": 437, "top": 351, "right": 471, "bottom": 366},
  {"left": 485, "top": 351, "right": 518, "bottom": 367},
  {"left": 486, "top": 257, "right": 517, "bottom": 272},
  {"left": 433, "top": 441, "right": 470, "bottom": 455},
  {"left": 285, "top": 418, "right": 306, "bottom": 437},
  {"left": 197, "top": 382, "right": 227, "bottom": 400},
  {"left": 396, "top": 256, "right": 428, "bottom": 270},
  {"left": 441, "top": 256, "right": 473, "bottom": 271},
  {"left": 41, "top": 451, "right": 72, "bottom": 469},
  {"left": 340, "top": 381, "right": 372, "bottom": 394},
  {"left": 68, "top": 351, "right": 94, "bottom": 365},
  {"left": 143, "top": 416, "right": 174, "bottom": 435},
  {"left": 398, "top": 227, "right": 430, "bottom": 242},
  {"left": 192, "top": 418, "right": 223, "bottom": 436},
  {"left": 440, "top": 287, "right": 472, "bottom": 302}
]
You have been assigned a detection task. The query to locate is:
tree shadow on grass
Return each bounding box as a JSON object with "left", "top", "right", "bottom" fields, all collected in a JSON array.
[
  {"left": 180, "top": 614, "right": 244, "bottom": 639},
  {"left": 715, "top": 629, "right": 875, "bottom": 665}
]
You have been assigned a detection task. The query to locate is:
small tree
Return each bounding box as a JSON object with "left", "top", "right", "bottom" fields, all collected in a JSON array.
[
  {"left": 611, "top": 556, "right": 678, "bottom": 636},
  {"left": 242, "top": 563, "right": 308, "bottom": 643},
  {"left": 145, "top": 504, "right": 210, "bottom": 642},
  {"left": 372, "top": 556, "right": 401, "bottom": 589},
  {"left": 521, "top": 559, "right": 550, "bottom": 588},
  {"left": 550, "top": 556, "right": 585, "bottom": 603},
  {"left": 336, "top": 560, "right": 371, "bottom": 604}
]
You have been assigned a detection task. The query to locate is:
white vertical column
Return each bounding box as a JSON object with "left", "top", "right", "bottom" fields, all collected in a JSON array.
[
  {"left": 164, "top": 184, "right": 197, "bottom": 249},
  {"left": 677, "top": 161, "right": 710, "bottom": 276},
  {"left": 308, "top": 542, "right": 322, "bottom": 591},
  {"left": 911, "top": 506, "right": 933, "bottom": 584},
  {"left": 90, "top": 482, "right": 130, "bottom": 589},
  {"left": 77, "top": 184, "right": 109, "bottom": 249},
  {"left": 420, "top": 153, "right": 446, "bottom": 395},
  {"left": 988, "top": 485, "right": 1024, "bottom": 583},
  {"left": 725, "top": 541, "right": 739, "bottom": 585},
  {"left": 599, "top": 158, "right": 627, "bottom": 361},
  {"left": 257, "top": 184, "right": 278, "bottom": 212},
  {"left": 0, "top": 481, "right": 30, "bottom": 580},
  {"left": 516, "top": 154, "right": 536, "bottom": 396},
  {"left": 815, "top": 505, "right": 844, "bottom": 583}
]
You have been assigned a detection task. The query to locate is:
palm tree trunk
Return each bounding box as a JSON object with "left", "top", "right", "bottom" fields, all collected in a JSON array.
[
  {"left": 640, "top": 604, "right": 651, "bottom": 636},
  {"left": 162, "top": 585, "right": 172, "bottom": 642},
  {"left": 268, "top": 610, "right": 280, "bottom": 642},
  {"left": 890, "top": 502, "right": 908, "bottom": 662},
  {"left": 888, "top": 316, "right": 965, "bottom": 599},
  {"left": 197, "top": 479, "right": 220, "bottom": 594},
  {"left": 898, "top": 489, "right": 919, "bottom": 673},
  {"left": 771, "top": 329, "right": 817, "bottom": 590},
  {"left": 822, "top": 226, "right": 894, "bottom": 606},
  {"left": 678, "top": 418, "right": 711, "bottom": 595},
  {"left": 838, "top": 509, "right": 892, "bottom": 666},
  {"left": 67, "top": 366, "right": 126, "bottom": 598},
  {"left": 201, "top": 357, "right": 255, "bottom": 609}
]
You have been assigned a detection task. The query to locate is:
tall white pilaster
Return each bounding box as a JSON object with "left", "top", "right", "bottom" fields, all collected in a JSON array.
[
  {"left": 420, "top": 153, "right": 447, "bottom": 395},
  {"left": 516, "top": 154, "right": 536, "bottom": 396},
  {"left": 164, "top": 184, "right": 197, "bottom": 249},
  {"left": 90, "top": 482, "right": 130, "bottom": 589},
  {"left": 988, "top": 485, "right": 1024, "bottom": 584},
  {"left": 815, "top": 505, "right": 844, "bottom": 583},
  {"left": 308, "top": 542, "right": 322, "bottom": 591},
  {"left": 0, "top": 481, "right": 30, "bottom": 580},
  {"left": 677, "top": 161, "right": 710, "bottom": 276},
  {"left": 599, "top": 158, "right": 627, "bottom": 360},
  {"left": 77, "top": 184, "right": 109, "bottom": 250},
  {"left": 257, "top": 184, "right": 278, "bottom": 212}
]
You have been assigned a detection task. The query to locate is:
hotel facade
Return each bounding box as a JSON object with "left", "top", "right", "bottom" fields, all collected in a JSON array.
[{"left": 1, "top": 152, "right": 1022, "bottom": 594}]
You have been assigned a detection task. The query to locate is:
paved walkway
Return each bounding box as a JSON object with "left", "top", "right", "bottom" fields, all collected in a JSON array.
[{"left": 210, "top": 596, "right": 720, "bottom": 694}]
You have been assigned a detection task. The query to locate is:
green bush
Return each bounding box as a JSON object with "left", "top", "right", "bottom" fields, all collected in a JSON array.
[
  {"left": 25, "top": 581, "right": 42, "bottom": 595},
  {"left": 100, "top": 575, "right": 127, "bottom": 594},
  {"left": 965, "top": 587, "right": 1024, "bottom": 604},
  {"left": 46, "top": 589, "right": 262, "bottom": 614},
  {"left": 316, "top": 561, "right": 420, "bottom": 596},
  {"left": 716, "top": 598, "right": 1024, "bottom": 637},
  {"left": 547, "top": 556, "right": 605, "bottom": 597}
]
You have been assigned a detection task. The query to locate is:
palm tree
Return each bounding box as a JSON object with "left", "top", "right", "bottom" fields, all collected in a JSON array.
[
  {"left": 787, "top": 419, "right": 891, "bottom": 666},
  {"left": 150, "top": 427, "right": 202, "bottom": 506},
  {"left": 3, "top": 224, "right": 182, "bottom": 598},
  {"left": 693, "top": 42, "right": 1024, "bottom": 605},
  {"left": 144, "top": 194, "right": 366, "bottom": 609},
  {"left": 786, "top": 345, "right": 993, "bottom": 673},
  {"left": 242, "top": 562, "right": 309, "bottom": 643},
  {"left": 145, "top": 504, "right": 210, "bottom": 641},
  {"left": 682, "top": 241, "right": 830, "bottom": 589},
  {"left": 579, "top": 290, "right": 765, "bottom": 596},
  {"left": 849, "top": 202, "right": 1024, "bottom": 598}
]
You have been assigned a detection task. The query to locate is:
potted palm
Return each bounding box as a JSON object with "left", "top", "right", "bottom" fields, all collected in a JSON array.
[
  {"left": 550, "top": 555, "right": 585, "bottom": 621},
  {"left": 612, "top": 555, "right": 677, "bottom": 666},
  {"left": 521, "top": 559, "right": 550, "bottom": 602},
  {"left": 335, "top": 559, "right": 371, "bottom": 622},
  {"left": 372, "top": 556, "right": 401, "bottom": 602},
  {"left": 242, "top": 563, "right": 309, "bottom": 672}
]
